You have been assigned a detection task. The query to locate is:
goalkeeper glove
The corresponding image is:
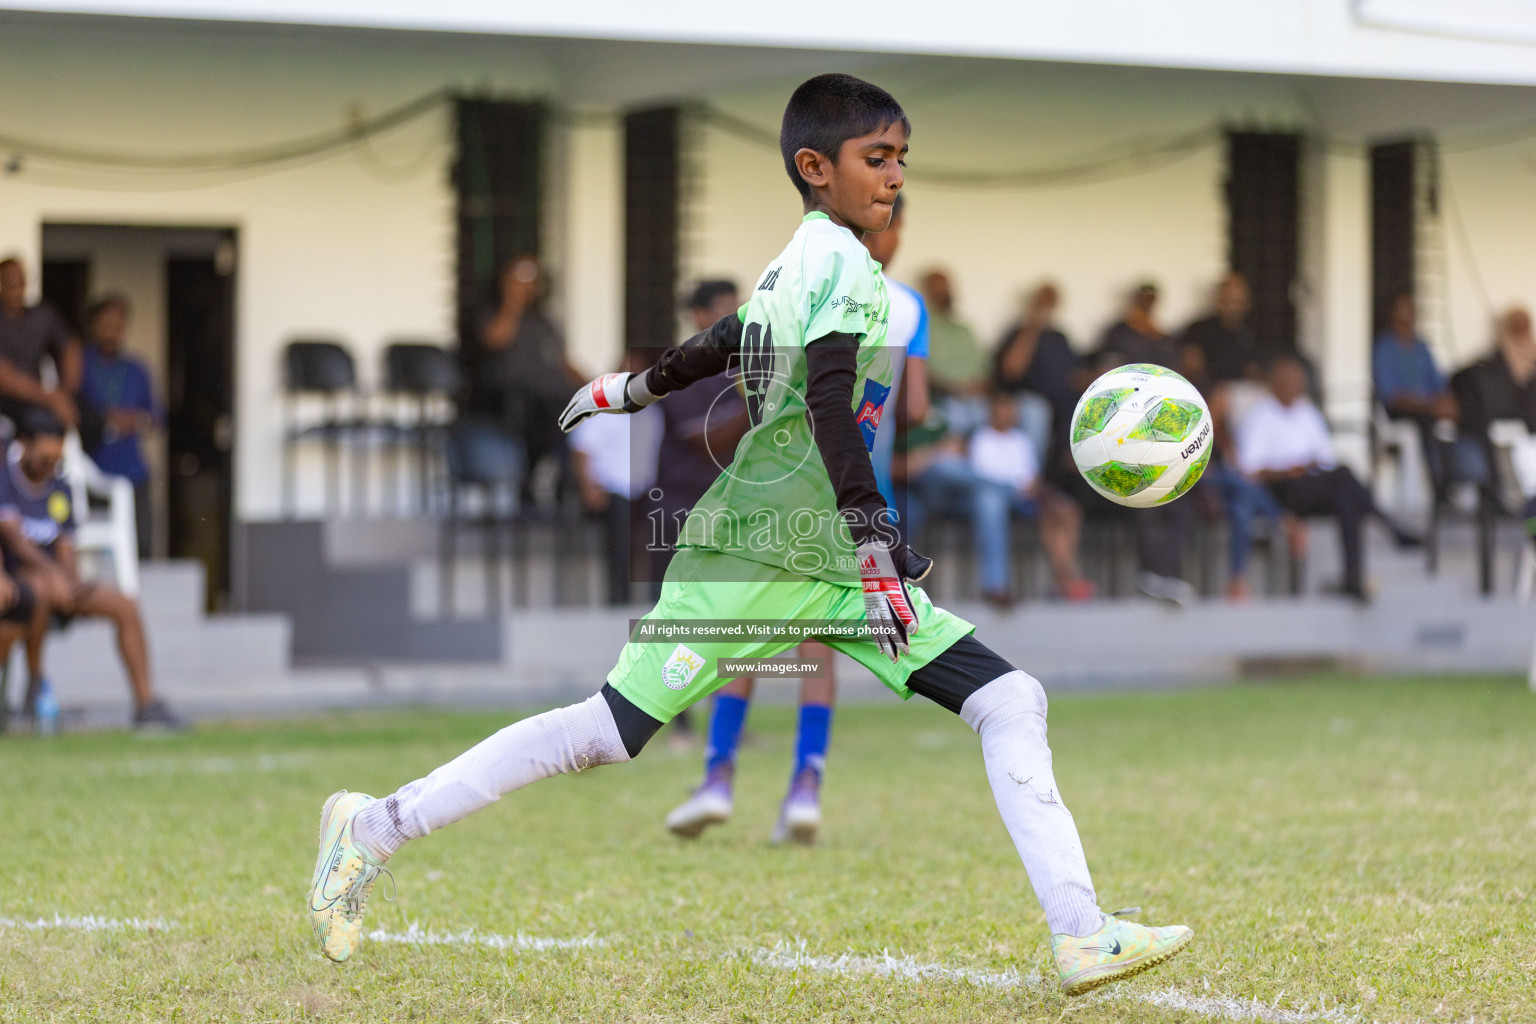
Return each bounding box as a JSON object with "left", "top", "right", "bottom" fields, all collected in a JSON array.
[
  {"left": 558, "top": 371, "right": 661, "bottom": 433},
  {"left": 858, "top": 539, "right": 934, "bottom": 663}
]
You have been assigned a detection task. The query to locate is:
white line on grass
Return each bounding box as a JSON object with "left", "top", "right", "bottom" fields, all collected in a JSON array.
[
  {"left": 753, "top": 941, "right": 1038, "bottom": 989},
  {"left": 366, "top": 922, "right": 603, "bottom": 951},
  {"left": 0, "top": 914, "right": 175, "bottom": 933},
  {"left": 754, "top": 942, "right": 1369, "bottom": 1024}
]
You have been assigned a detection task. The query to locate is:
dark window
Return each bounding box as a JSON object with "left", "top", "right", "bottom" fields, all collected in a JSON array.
[
  {"left": 1225, "top": 132, "right": 1300, "bottom": 353},
  {"left": 1370, "top": 140, "right": 1417, "bottom": 334},
  {"left": 454, "top": 99, "right": 544, "bottom": 357},
  {"left": 624, "top": 106, "right": 681, "bottom": 352}
]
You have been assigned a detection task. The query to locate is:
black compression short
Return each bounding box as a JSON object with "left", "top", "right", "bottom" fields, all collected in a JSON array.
[{"left": 904, "top": 634, "right": 1017, "bottom": 715}]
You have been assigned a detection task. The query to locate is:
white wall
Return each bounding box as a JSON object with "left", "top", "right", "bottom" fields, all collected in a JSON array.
[
  {"left": 0, "top": 15, "right": 554, "bottom": 520},
  {"left": 1440, "top": 141, "right": 1536, "bottom": 367}
]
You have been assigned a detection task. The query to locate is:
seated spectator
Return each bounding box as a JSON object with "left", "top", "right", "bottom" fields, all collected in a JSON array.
[
  {"left": 993, "top": 283, "right": 1084, "bottom": 478},
  {"left": 0, "top": 257, "right": 80, "bottom": 429},
  {"left": 1176, "top": 275, "right": 1292, "bottom": 599},
  {"left": 1095, "top": 282, "right": 1198, "bottom": 606},
  {"left": 569, "top": 353, "right": 663, "bottom": 606},
  {"left": 919, "top": 269, "right": 988, "bottom": 433},
  {"left": 1372, "top": 292, "right": 1489, "bottom": 494},
  {"left": 1454, "top": 307, "right": 1536, "bottom": 536},
  {"left": 1455, "top": 306, "right": 1536, "bottom": 435},
  {"left": 79, "top": 295, "right": 159, "bottom": 558},
  {"left": 1180, "top": 272, "right": 1267, "bottom": 386},
  {"left": 969, "top": 391, "right": 1092, "bottom": 605},
  {"left": 0, "top": 410, "right": 183, "bottom": 730},
  {"left": 1236, "top": 356, "right": 1420, "bottom": 603},
  {"left": 474, "top": 255, "right": 583, "bottom": 485}
]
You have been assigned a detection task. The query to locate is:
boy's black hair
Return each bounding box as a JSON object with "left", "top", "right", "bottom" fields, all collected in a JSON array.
[
  {"left": 17, "top": 406, "right": 66, "bottom": 441},
  {"left": 685, "top": 279, "right": 738, "bottom": 312},
  {"left": 780, "top": 73, "right": 910, "bottom": 200}
]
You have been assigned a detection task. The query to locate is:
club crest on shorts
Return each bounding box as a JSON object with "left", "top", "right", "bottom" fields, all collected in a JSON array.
[{"left": 661, "top": 644, "right": 706, "bottom": 691}]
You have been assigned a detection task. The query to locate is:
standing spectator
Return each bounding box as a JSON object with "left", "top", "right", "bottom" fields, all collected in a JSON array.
[
  {"left": 0, "top": 258, "right": 80, "bottom": 429},
  {"left": 79, "top": 295, "right": 159, "bottom": 558},
  {"left": 1237, "top": 356, "right": 1420, "bottom": 603},
  {"left": 1372, "top": 292, "right": 1489, "bottom": 493},
  {"left": 569, "top": 352, "right": 662, "bottom": 606},
  {"left": 1180, "top": 272, "right": 1267, "bottom": 385},
  {"left": 650, "top": 281, "right": 750, "bottom": 582},
  {"left": 969, "top": 391, "right": 1091, "bottom": 604},
  {"left": 919, "top": 269, "right": 987, "bottom": 432},
  {"left": 1095, "top": 282, "right": 1197, "bottom": 606},
  {"left": 475, "top": 256, "right": 583, "bottom": 484}
]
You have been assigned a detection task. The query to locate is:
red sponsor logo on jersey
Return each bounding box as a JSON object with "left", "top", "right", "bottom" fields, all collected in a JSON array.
[{"left": 855, "top": 401, "right": 883, "bottom": 431}]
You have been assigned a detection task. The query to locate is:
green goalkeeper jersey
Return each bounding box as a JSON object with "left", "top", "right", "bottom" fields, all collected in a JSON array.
[{"left": 678, "top": 211, "right": 893, "bottom": 586}]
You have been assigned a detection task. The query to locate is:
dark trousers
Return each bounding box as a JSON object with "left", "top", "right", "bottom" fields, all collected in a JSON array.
[
  {"left": 600, "top": 495, "right": 633, "bottom": 606},
  {"left": 1135, "top": 498, "right": 1195, "bottom": 579},
  {"left": 134, "top": 481, "right": 152, "bottom": 559},
  {"left": 1268, "top": 467, "right": 1373, "bottom": 591}
]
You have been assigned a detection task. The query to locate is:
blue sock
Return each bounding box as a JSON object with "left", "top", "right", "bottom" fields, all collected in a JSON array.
[
  {"left": 794, "top": 703, "right": 832, "bottom": 780},
  {"left": 704, "top": 694, "right": 749, "bottom": 773}
]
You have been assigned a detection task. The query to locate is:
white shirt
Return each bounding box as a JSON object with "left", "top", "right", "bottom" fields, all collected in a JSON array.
[
  {"left": 569, "top": 404, "right": 663, "bottom": 499},
  {"left": 1235, "top": 395, "right": 1336, "bottom": 475},
  {"left": 969, "top": 425, "right": 1039, "bottom": 491}
]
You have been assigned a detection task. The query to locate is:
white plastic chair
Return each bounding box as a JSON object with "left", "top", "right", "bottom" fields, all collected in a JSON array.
[
  {"left": 1370, "top": 404, "right": 1429, "bottom": 515},
  {"left": 61, "top": 431, "right": 140, "bottom": 596}
]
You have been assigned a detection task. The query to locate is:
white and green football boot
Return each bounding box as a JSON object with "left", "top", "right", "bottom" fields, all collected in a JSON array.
[
  {"left": 1052, "top": 907, "right": 1193, "bottom": 996},
  {"left": 307, "top": 790, "right": 391, "bottom": 962}
]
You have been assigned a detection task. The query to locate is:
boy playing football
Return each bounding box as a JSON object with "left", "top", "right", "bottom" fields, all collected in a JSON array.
[{"left": 307, "top": 73, "right": 1191, "bottom": 996}]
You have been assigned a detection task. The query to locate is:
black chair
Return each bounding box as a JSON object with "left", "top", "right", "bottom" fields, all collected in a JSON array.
[
  {"left": 382, "top": 342, "right": 460, "bottom": 515},
  {"left": 441, "top": 418, "right": 525, "bottom": 616},
  {"left": 282, "top": 339, "right": 364, "bottom": 518}
]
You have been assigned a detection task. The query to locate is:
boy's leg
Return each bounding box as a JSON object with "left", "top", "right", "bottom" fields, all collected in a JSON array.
[
  {"left": 72, "top": 585, "right": 153, "bottom": 708},
  {"left": 775, "top": 640, "right": 835, "bottom": 844},
  {"left": 901, "top": 635, "right": 1102, "bottom": 937},
  {"left": 828, "top": 597, "right": 1191, "bottom": 996},
  {"left": 314, "top": 686, "right": 657, "bottom": 962},
  {"left": 313, "top": 549, "right": 815, "bottom": 959},
  {"left": 666, "top": 677, "right": 753, "bottom": 837}
]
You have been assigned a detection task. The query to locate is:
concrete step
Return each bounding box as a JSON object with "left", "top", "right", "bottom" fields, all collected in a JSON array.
[
  {"left": 135, "top": 560, "right": 208, "bottom": 625},
  {"left": 31, "top": 613, "right": 291, "bottom": 701}
]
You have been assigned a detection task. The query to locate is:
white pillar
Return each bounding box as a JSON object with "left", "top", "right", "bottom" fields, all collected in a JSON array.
[
  {"left": 557, "top": 113, "right": 625, "bottom": 377},
  {"left": 1300, "top": 143, "right": 1372, "bottom": 476}
]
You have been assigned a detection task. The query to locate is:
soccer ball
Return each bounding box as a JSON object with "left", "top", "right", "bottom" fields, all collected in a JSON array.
[{"left": 1069, "top": 363, "right": 1212, "bottom": 508}]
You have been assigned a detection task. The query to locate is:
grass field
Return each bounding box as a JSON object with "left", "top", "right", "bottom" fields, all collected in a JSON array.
[{"left": 2, "top": 675, "right": 1533, "bottom": 1023}]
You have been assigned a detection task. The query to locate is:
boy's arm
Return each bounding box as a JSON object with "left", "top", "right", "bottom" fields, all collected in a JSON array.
[
  {"left": 0, "top": 518, "right": 54, "bottom": 573},
  {"left": 558, "top": 314, "right": 743, "bottom": 432}
]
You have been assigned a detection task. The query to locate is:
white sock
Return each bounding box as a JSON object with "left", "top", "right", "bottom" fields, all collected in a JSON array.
[
  {"left": 961, "top": 671, "right": 1104, "bottom": 938},
  {"left": 352, "top": 693, "right": 629, "bottom": 861}
]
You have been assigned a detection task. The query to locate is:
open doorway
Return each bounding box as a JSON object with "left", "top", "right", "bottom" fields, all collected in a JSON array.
[{"left": 40, "top": 224, "right": 237, "bottom": 609}]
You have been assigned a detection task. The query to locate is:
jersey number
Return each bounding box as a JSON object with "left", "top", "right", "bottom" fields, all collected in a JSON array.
[{"left": 741, "top": 322, "right": 774, "bottom": 424}]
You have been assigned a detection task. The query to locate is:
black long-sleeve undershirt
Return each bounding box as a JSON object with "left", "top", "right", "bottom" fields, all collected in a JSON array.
[
  {"left": 804, "top": 333, "right": 888, "bottom": 546},
  {"left": 644, "top": 313, "right": 743, "bottom": 396}
]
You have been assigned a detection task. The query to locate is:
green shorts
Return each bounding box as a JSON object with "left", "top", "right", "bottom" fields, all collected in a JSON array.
[{"left": 607, "top": 548, "right": 976, "bottom": 723}]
